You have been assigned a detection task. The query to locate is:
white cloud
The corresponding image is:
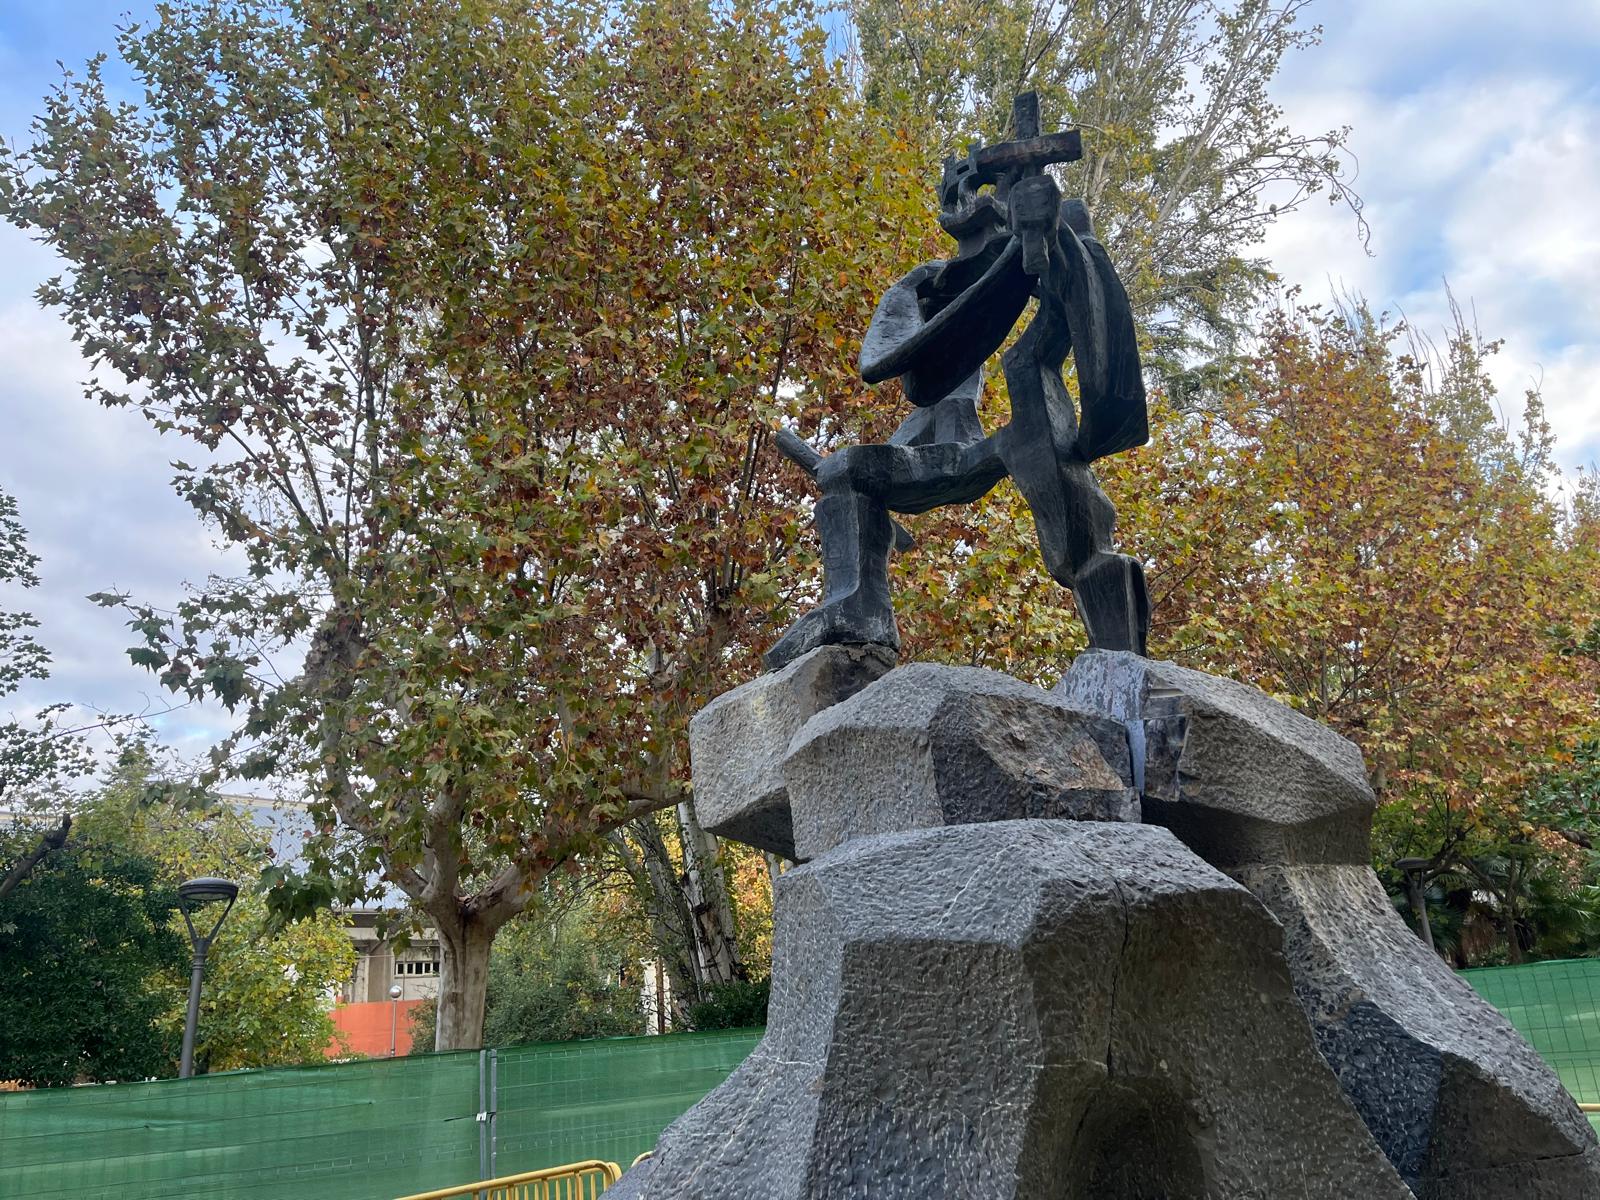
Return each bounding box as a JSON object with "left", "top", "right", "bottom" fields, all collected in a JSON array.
[
  {"left": 1258, "top": 2, "right": 1600, "bottom": 471},
  {"left": 3, "top": 0, "right": 1598, "bottom": 786}
]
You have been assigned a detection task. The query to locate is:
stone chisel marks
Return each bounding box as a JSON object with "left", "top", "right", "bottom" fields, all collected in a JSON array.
[
  {"left": 690, "top": 644, "right": 897, "bottom": 862},
  {"left": 606, "top": 822, "right": 1413, "bottom": 1200},
  {"left": 1059, "top": 649, "right": 1600, "bottom": 1197},
  {"left": 780, "top": 662, "right": 1138, "bottom": 862}
]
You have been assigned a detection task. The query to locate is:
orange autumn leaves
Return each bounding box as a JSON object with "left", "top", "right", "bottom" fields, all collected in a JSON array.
[{"left": 889, "top": 303, "right": 1596, "bottom": 828}]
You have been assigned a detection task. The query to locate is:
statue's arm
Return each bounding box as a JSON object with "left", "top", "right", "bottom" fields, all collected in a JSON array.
[
  {"left": 1010, "top": 177, "right": 1147, "bottom": 459},
  {"left": 859, "top": 250, "right": 1032, "bottom": 407}
]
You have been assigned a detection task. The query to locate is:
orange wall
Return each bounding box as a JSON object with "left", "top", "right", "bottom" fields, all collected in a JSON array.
[{"left": 330, "top": 999, "right": 424, "bottom": 1058}]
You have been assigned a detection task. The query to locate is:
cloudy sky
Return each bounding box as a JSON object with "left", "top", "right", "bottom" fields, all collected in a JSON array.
[{"left": 1, "top": 1, "right": 1597, "bottom": 772}]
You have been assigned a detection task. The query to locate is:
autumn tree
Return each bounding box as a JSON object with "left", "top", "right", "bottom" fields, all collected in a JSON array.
[
  {"left": 0, "top": 488, "right": 92, "bottom": 899},
  {"left": 848, "top": 0, "right": 1363, "bottom": 361},
  {"left": 1094, "top": 304, "right": 1598, "bottom": 960},
  {"left": 807, "top": 0, "right": 1372, "bottom": 682},
  {"left": 1, "top": 0, "right": 922, "bottom": 1047},
  {"left": 1106, "top": 306, "right": 1597, "bottom": 801}
]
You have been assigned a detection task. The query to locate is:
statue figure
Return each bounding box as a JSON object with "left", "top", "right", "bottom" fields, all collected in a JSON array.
[{"left": 767, "top": 92, "right": 1150, "bottom": 670}]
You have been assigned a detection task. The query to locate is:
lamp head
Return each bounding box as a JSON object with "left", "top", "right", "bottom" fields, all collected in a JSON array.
[
  {"left": 178, "top": 877, "right": 239, "bottom": 907},
  {"left": 1394, "top": 857, "right": 1430, "bottom": 875},
  {"left": 389, "top": 984, "right": 403, "bottom": 1000},
  {"left": 176, "top": 877, "right": 239, "bottom": 947}
]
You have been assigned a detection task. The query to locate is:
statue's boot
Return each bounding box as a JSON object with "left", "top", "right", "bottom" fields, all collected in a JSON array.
[
  {"left": 765, "top": 492, "right": 899, "bottom": 671},
  {"left": 1073, "top": 550, "right": 1150, "bottom": 656}
]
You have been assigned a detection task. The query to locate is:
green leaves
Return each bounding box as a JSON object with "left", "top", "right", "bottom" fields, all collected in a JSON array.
[
  {"left": 0, "top": 833, "right": 187, "bottom": 1086},
  {"left": 0, "top": 490, "right": 91, "bottom": 803},
  {"left": 852, "top": 0, "right": 1365, "bottom": 366},
  {"left": 3, "top": 0, "right": 925, "bottom": 1045}
]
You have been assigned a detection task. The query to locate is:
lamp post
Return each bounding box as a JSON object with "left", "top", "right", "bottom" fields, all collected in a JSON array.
[
  {"left": 389, "top": 983, "right": 403, "bottom": 1057},
  {"left": 1395, "top": 857, "right": 1435, "bottom": 952},
  {"left": 177, "top": 877, "right": 239, "bottom": 1078}
]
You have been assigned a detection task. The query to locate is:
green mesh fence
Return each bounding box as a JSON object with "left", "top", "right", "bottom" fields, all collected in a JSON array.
[
  {"left": 1461, "top": 957, "right": 1600, "bottom": 1111},
  {"left": 7, "top": 961, "right": 1600, "bottom": 1198},
  {"left": 492, "top": 1030, "right": 758, "bottom": 1171},
  {"left": 0, "top": 1028, "right": 760, "bottom": 1200}
]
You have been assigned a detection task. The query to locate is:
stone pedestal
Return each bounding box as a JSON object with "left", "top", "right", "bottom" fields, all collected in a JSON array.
[
  {"left": 611, "top": 822, "right": 1410, "bottom": 1200},
  {"left": 784, "top": 662, "right": 1137, "bottom": 860},
  {"left": 690, "top": 644, "right": 896, "bottom": 860},
  {"left": 615, "top": 655, "right": 1600, "bottom": 1199},
  {"left": 1058, "top": 651, "right": 1600, "bottom": 1198}
]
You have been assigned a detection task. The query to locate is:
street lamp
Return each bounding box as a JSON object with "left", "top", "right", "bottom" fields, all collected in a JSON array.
[
  {"left": 1395, "top": 857, "right": 1435, "bottom": 952},
  {"left": 389, "top": 983, "right": 404, "bottom": 1057},
  {"left": 176, "top": 877, "right": 239, "bottom": 1078}
]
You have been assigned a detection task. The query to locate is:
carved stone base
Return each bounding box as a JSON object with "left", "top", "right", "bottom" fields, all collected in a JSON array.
[
  {"left": 1058, "top": 651, "right": 1600, "bottom": 1197},
  {"left": 609, "top": 822, "right": 1412, "bottom": 1200}
]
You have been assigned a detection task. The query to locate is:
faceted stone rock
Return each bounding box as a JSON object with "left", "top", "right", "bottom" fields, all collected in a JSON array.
[
  {"left": 607, "top": 821, "right": 1413, "bottom": 1200},
  {"left": 1059, "top": 649, "right": 1600, "bottom": 1197},
  {"left": 783, "top": 663, "right": 1137, "bottom": 862},
  {"left": 690, "top": 644, "right": 897, "bottom": 859},
  {"left": 1055, "top": 648, "right": 1374, "bottom": 866},
  {"left": 1241, "top": 862, "right": 1600, "bottom": 1200}
]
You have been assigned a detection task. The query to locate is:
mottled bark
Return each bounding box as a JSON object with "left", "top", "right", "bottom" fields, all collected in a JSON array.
[
  {"left": 676, "top": 798, "right": 744, "bottom": 986},
  {"left": 432, "top": 911, "right": 495, "bottom": 1051}
]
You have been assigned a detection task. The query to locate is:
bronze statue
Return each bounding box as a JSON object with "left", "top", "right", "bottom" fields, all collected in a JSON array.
[{"left": 768, "top": 92, "right": 1149, "bottom": 670}]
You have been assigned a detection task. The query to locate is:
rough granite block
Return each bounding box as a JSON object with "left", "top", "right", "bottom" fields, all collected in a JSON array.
[
  {"left": 690, "top": 643, "right": 896, "bottom": 859},
  {"left": 783, "top": 662, "right": 1138, "bottom": 861},
  {"left": 608, "top": 822, "right": 1413, "bottom": 1200},
  {"left": 1059, "top": 649, "right": 1600, "bottom": 1197}
]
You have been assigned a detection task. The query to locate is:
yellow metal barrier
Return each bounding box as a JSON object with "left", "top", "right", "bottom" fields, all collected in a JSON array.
[{"left": 393, "top": 1159, "right": 623, "bottom": 1200}]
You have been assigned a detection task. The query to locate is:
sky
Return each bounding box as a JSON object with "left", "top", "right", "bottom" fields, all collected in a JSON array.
[{"left": 1, "top": 1, "right": 1597, "bottom": 775}]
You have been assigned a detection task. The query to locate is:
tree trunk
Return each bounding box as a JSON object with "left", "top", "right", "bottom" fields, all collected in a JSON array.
[
  {"left": 676, "top": 798, "right": 744, "bottom": 986},
  {"left": 610, "top": 822, "right": 700, "bottom": 1025},
  {"left": 1505, "top": 889, "right": 1528, "bottom": 966},
  {"left": 433, "top": 910, "right": 495, "bottom": 1051}
]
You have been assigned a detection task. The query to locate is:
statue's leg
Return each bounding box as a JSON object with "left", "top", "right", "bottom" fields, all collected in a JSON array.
[
  {"left": 763, "top": 474, "right": 898, "bottom": 672},
  {"left": 764, "top": 435, "right": 1011, "bottom": 671},
  {"left": 1001, "top": 343, "right": 1150, "bottom": 656},
  {"left": 1054, "top": 464, "right": 1150, "bottom": 655}
]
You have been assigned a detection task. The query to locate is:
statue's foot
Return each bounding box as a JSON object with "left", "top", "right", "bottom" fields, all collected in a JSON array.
[
  {"left": 1074, "top": 552, "right": 1150, "bottom": 656},
  {"left": 764, "top": 598, "right": 899, "bottom": 673}
]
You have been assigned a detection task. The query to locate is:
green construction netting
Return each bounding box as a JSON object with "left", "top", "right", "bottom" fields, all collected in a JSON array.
[
  {"left": 491, "top": 1030, "right": 756, "bottom": 1171},
  {"left": 8, "top": 960, "right": 1600, "bottom": 1198},
  {"left": 1461, "top": 957, "right": 1600, "bottom": 1111},
  {"left": 0, "top": 1028, "right": 761, "bottom": 1200}
]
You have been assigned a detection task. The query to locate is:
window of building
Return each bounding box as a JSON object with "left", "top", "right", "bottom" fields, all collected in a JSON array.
[{"left": 396, "top": 959, "right": 439, "bottom": 976}]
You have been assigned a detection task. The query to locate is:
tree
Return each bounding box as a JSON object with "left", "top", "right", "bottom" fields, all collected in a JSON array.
[
  {"left": 0, "top": 833, "right": 187, "bottom": 1086},
  {"left": 177, "top": 889, "right": 358, "bottom": 1069},
  {"left": 1373, "top": 527, "right": 1600, "bottom": 967},
  {"left": 1, "top": 0, "right": 923, "bottom": 1048},
  {"left": 822, "top": 0, "right": 1373, "bottom": 688},
  {"left": 411, "top": 881, "right": 645, "bottom": 1049},
  {"left": 848, "top": 0, "right": 1364, "bottom": 363},
  {"left": 76, "top": 744, "right": 358, "bottom": 1071},
  {"left": 0, "top": 487, "right": 91, "bottom": 899},
  {"left": 1103, "top": 304, "right": 1597, "bottom": 968},
  {"left": 1130, "top": 306, "right": 1593, "bottom": 804}
]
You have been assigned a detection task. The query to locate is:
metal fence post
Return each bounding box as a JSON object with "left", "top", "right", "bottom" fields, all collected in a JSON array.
[
  {"left": 489, "top": 1049, "right": 499, "bottom": 1179},
  {"left": 477, "top": 1049, "right": 489, "bottom": 1181}
]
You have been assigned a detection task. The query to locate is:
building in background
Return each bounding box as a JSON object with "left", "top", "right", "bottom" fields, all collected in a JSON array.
[
  {"left": 237, "top": 794, "right": 439, "bottom": 998},
  {"left": 339, "top": 907, "right": 440, "bottom": 1004}
]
